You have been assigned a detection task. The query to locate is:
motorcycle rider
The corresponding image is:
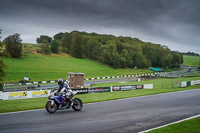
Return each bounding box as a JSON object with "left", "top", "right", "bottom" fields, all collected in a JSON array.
[{"left": 55, "top": 78, "right": 73, "bottom": 109}]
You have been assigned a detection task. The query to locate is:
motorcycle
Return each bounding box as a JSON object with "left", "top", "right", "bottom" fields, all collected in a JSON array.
[{"left": 45, "top": 88, "right": 83, "bottom": 113}]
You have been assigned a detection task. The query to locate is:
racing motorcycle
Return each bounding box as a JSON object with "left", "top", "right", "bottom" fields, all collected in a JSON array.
[{"left": 45, "top": 88, "right": 83, "bottom": 113}]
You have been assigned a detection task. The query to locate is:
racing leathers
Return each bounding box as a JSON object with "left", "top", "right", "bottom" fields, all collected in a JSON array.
[{"left": 55, "top": 81, "right": 73, "bottom": 108}]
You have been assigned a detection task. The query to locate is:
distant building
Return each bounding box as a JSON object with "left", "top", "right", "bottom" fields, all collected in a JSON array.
[
  {"left": 32, "top": 51, "right": 37, "bottom": 54},
  {"left": 68, "top": 72, "right": 85, "bottom": 89},
  {"left": 149, "top": 67, "right": 163, "bottom": 72}
]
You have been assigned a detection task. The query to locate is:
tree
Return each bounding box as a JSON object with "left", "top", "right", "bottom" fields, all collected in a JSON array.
[
  {"left": 36, "top": 35, "right": 52, "bottom": 44},
  {"left": 61, "top": 33, "right": 72, "bottom": 53},
  {"left": 0, "top": 29, "right": 4, "bottom": 57},
  {"left": 163, "top": 54, "right": 173, "bottom": 68},
  {"left": 71, "top": 32, "right": 84, "bottom": 58},
  {"left": 53, "top": 32, "right": 64, "bottom": 40},
  {"left": 101, "top": 43, "right": 118, "bottom": 67},
  {"left": 84, "top": 38, "right": 101, "bottom": 60},
  {"left": 172, "top": 51, "right": 183, "bottom": 67},
  {"left": 37, "top": 35, "right": 52, "bottom": 54},
  {"left": 41, "top": 43, "right": 51, "bottom": 54},
  {"left": 120, "top": 49, "right": 132, "bottom": 67},
  {"left": 4, "top": 33, "right": 22, "bottom": 58},
  {"left": 0, "top": 29, "right": 7, "bottom": 91},
  {"left": 51, "top": 40, "right": 59, "bottom": 53}
]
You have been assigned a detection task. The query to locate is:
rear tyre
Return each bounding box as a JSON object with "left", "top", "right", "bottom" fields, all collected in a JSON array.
[
  {"left": 72, "top": 98, "right": 83, "bottom": 111},
  {"left": 45, "top": 101, "right": 58, "bottom": 113}
]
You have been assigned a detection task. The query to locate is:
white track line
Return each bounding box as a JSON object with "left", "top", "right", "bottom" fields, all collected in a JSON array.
[
  {"left": 0, "top": 108, "right": 44, "bottom": 115},
  {"left": 139, "top": 114, "right": 200, "bottom": 133}
]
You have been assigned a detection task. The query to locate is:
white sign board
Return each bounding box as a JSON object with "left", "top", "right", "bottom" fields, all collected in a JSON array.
[{"left": 24, "top": 77, "right": 30, "bottom": 81}]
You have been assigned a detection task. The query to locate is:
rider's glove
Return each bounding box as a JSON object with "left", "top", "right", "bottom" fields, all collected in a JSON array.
[{"left": 58, "top": 92, "right": 62, "bottom": 96}]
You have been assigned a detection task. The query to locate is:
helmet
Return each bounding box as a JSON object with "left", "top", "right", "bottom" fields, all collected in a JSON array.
[{"left": 58, "top": 78, "right": 64, "bottom": 85}]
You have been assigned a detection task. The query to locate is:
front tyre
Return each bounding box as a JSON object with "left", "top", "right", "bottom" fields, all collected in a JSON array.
[
  {"left": 72, "top": 98, "right": 83, "bottom": 111},
  {"left": 45, "top": 101, "right": 58, "bottom": 113}
]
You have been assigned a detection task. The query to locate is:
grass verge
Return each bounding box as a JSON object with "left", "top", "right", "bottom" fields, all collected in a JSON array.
[{"left": 147, "top": 116, "right": 200, "bottom": 133}]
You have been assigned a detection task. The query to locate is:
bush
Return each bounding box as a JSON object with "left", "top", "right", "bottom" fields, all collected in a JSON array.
[{"left": 4, "top": 33, "right": 22, "bottom": 58}]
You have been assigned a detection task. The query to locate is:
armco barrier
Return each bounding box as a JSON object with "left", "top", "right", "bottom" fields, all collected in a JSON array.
[
  {"left": 191, "top": 81, "right": 195, "bottom": 86},
  {"left": 89, "top": 87, "right": 110, "bottom": 93},
  {"left": 0, "top": 84, "right": 153, "bottom": 100},
  {"left": 194, "top": 80, "right": 200, "bottom": 85},
  {"left": 181, "top": 80, "right": 200, "bottom": 88},
  {"left": 112, "top": 85, "right": 148, "bottom": 91},
  {"left": 112, "top": 85, "right": 137, "bottom": 91},
  {"left": 181, "top": 81, "right": 187, "bottom": 87},
  {"left": 143, "top": 84, "right": 153, "bottom": 89}
]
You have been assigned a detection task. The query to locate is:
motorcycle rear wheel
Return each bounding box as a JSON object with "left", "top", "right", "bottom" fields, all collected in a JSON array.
[
  {"left": 46, "top": 101, "right": 58, "bottom": 113},
  {"left": 72, "top": 98, "right": 83, "bottom": 111}
]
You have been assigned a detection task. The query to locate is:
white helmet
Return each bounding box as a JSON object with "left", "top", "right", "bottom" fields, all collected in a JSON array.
[{"left": 58, "top": 78, "right": 64, "bottom": 85}]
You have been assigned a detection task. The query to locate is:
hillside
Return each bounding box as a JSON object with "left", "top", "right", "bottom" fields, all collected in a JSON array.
[
  {"left": 50, "top": 31, "right": 183, "bottom": 68},
  {"left": 3, "top": 43, "right": 198, "bottom": 83},
  {"left": 3, "top": 53, "right": 153, "bottom": 83},
  {"left": 183, "top": 55, "right": 200, "bottom": 67}
]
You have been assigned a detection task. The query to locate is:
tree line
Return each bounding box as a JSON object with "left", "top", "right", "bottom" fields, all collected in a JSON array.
[
  {"left": 37, "top": 31, "right": 183, "bottom": 68},
  {"left": 181, "top": 52, "right": 199, "bottom": 56}
]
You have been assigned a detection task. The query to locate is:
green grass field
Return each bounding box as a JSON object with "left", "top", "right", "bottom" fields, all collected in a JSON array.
[
  {"left": 148, "top": 116, "right": 200, "bottom": 133},
  {"left": 183, "top": 55, "right": 200, "bottom": 67},
  {"left": 3, "top": 53, "right": 153, "bottom": 82}
]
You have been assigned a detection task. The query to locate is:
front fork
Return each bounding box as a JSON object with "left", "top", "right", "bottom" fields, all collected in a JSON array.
[
  {"left": 66, "top": 96, "right": 73, "bottom": 106},
  {"left": 50, "top": 100, "right": 55, "bottom": 107}
]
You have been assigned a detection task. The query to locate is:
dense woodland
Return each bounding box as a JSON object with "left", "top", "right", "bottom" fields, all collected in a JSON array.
[{"left": 37, "top": 31, "right": 183, "bottom": 69}]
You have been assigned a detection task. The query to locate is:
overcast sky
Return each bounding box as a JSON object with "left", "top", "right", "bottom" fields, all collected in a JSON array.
[{"left": 0, "top": 0, "right": 199, "bottom": 53}]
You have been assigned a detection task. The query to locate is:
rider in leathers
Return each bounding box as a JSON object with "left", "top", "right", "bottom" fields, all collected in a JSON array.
[{"left": 55, "top": 78, "right": 73, "bottom": 109}]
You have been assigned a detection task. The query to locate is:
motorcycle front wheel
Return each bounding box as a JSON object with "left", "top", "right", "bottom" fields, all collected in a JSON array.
[
  {"left": 72, "top": 98, "right": 83, "bottom": 111},
  {"left": 45, "top": 101, "right": 58, "bottom": 113}
]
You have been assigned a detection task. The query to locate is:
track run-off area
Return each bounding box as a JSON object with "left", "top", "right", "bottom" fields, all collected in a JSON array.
[{"left": 0, "top": 89, "right": 200, "bottom": 133}]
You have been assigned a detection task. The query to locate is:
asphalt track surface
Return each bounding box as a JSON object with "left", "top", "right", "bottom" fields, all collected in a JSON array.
[{"left": 0, "top": 89, "right": 200, "bottom": 133}]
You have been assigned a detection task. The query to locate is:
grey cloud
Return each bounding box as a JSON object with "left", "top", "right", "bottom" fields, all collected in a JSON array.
[{"left": 0, "top": 0, "right": 199, "bottom": 53}]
